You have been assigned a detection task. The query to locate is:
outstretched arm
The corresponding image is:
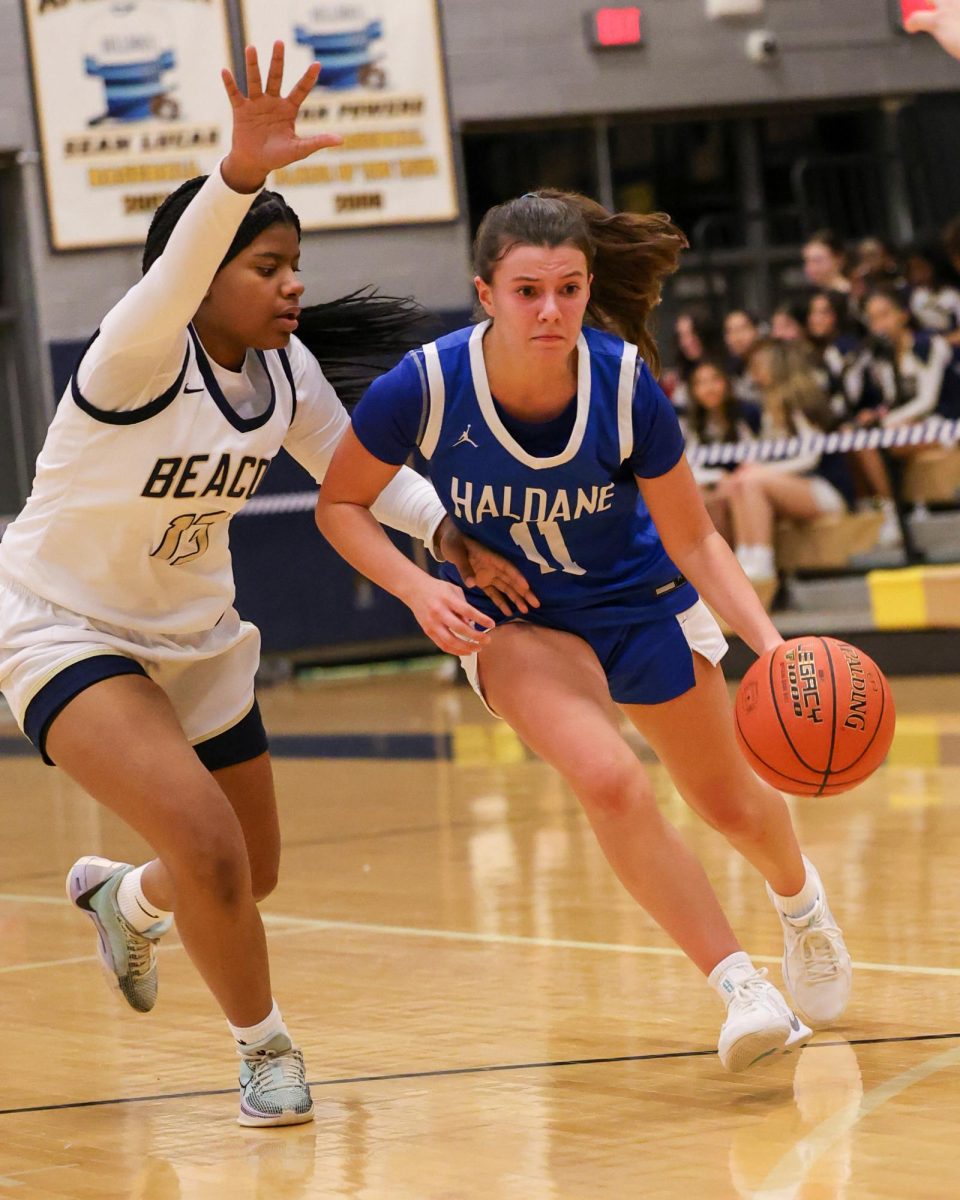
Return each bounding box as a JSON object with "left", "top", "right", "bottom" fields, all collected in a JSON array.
[
  {"left": 906, "top": 0, "right": 960, "bottom": 59},
  {"left": 81, "top": 43, "right": 341, "bottom": 410},
  {"left": 218, "top": 42, "right": 341, "bottom": 192}
]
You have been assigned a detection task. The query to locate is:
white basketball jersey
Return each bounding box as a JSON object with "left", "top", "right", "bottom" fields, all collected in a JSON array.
[{"left": 0, "top": 329, "right": 297, "bottom": 635}]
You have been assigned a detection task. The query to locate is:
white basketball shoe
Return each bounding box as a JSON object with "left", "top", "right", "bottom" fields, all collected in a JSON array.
[
  {"left": 768, "top": 868, "right": 852, "bottom": 1028},
  {"left": 718, "top": 970, "right": 811, "bottom": 1073}
]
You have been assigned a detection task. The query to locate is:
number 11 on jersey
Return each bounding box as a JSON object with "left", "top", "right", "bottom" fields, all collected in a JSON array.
[{"left": 509, "top": 521, "right": 586, "bottom": 575}]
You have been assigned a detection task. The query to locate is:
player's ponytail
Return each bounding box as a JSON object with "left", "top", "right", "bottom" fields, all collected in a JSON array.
[
  {"left": 295, "top": 288, "right": 436, "bottom": 408},
  {"left": 141, "top": 175, "right": 301, "bottom": 275},
  {"left": 473, "top": 190, "right": 686, "bottom": 376}
]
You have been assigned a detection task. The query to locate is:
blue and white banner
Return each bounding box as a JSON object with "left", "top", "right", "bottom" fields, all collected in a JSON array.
[
  {"left": 234, "top": 418, "right": 960, "bottom": 518},
  {"left": 237, "top": 0, "right": 459, "bottom": 229},
  {"left": 688, "top": 417, "right": 960, "bottom": 467},
  {"left": 22, "top": 0, "right": 233, "bottom": 250}
]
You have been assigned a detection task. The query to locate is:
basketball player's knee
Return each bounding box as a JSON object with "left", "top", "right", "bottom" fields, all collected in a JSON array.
[
  {"left": 176, "top": 823, "right": 252, "bottom": 908},
  {"left": 729, "top": 475, "right": 760, "bottom": 503},
  {"left": 705, "top": 795, "right": 767, "bottom": 843},
  {"left": 194, "top": 843, "right": 251, "bottom": 907},
  {"left": 575, "top": 757, "right": 650, "bottom": 820}
]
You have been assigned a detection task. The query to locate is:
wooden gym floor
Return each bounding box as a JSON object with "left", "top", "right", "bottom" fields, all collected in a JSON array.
[{"left": 1, "top": 667, "right": 959, "bottom": 1198}]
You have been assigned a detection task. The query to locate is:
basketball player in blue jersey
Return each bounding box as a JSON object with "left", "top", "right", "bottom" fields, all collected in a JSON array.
[
  {"left": 0, "top": 44, "right": 525, "bottom": 1126},
  {"left": 317, "top": 190, "right": 854, "bottom": 1074}
]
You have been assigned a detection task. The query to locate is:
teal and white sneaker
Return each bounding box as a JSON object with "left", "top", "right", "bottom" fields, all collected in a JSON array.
[
  {"left": 718, "top": 970, "right": 811, "bottom": 1073},
  {"left": 66, "top": 855, "right": 167, "bottom": 1014},
  {"left": 238, "top": 1033, "right": 314, "bottom": 1127}
]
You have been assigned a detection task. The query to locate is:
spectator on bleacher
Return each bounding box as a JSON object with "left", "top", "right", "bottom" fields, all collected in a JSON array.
[
  {"left": 674, "top": 309, "right": 720, "bottom": 374},
  {"left": 771, "top": 302, "right": 809, "bottom": 343},
  {"left": 667, "top": 309, "right": 722, "bottom": 415},
  {"left": 716, "top": 340, "right": 854, "bottom": 588},
  {"left": 851, "top": 237, "right": 904, "bottom": 301},
  {"left": 723, "top": 309, "right": 764, "bottom": 405},
  {"left": 943, "top": 214, "right": 960, "bottom": 282},
  {"left": 904, "top": 244, "right": 960, "bottom": 339},
  {"left": 862, "top": 286, "right": 960, "bottom": 426},
  {"left": 802, "top": 230, "right": 852, "bottom": 296},
  {"left": 808, "top": 290, "right": 899, "bottom": 542},
  {"left": 682, "top": 360, "right": 760, "bottom": 545},
  {"left": 807, "top": 290, "right": 869, "bottom": 421},
  {"left": 838, "top": 285, "right": 960, "bottom": 536}
]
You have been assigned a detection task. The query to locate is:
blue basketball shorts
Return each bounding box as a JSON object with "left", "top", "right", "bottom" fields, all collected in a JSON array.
[{"left": 461, "top": 599, "right": 729, "bottom": 714}]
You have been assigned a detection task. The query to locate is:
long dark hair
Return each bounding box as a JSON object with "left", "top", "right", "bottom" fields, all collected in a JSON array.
[
  {"left": 141, "top": 175, "right": 432, "bottom": 406},
  {"left": 472, "top": 189, "right": 686, "bottom": 376},
  {"left": 805, "top": 228, "right": 847, "bottom": 263},
  {"left": 142, "top": 176, "right": 300, "bottom": 274},
  {"left": 295, "top": 288, "right": 436, "bottom": 408},
  {"left": 688, "top": 359, "right": 741, "bottom": 443},
  {"left": 806, "top": 289, "right": 851, "bottom": 345}
]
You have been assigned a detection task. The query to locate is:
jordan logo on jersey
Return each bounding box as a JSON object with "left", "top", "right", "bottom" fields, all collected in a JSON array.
[{"left": 453, "top": 425, "right": 479, "bottom": 449}]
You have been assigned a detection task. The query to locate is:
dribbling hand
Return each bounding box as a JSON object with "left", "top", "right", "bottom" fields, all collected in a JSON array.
[
  {"left": 906, "top": 0, "right": 960, "bottom": 61},
  {"left": 220, "top": 42, "right": 342, "bottom": 193}
]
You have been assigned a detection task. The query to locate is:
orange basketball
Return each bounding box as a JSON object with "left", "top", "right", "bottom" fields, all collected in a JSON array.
[{"left": 734, "top": 636, "right": 896, "bottom": 796}]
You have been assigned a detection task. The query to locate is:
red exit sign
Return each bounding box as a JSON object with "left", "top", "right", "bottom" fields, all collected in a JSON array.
[{"left": 591, "top": 7, "right": 643, "bottom": 48}]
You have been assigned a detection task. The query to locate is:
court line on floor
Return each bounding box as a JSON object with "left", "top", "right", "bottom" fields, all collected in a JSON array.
[
  {"left": 2, "top": 893, "right": 960, "bottom": 980},
  {"left": 1, "top": 1033, "right": 959, "bottom": 1119},
  {"left": 259, "top": 912, "right": 960, "bottom": 980},
  {"left": 0, "top": 922, "right": 315, "bottom": 975},
  {"left": 756, "top": 1041, "right": 960, "bottom": 1197}
]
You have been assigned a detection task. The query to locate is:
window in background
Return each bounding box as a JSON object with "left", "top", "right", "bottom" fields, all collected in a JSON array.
[{"left": 461, "top": 125, "right": 599, "bottom": 236}]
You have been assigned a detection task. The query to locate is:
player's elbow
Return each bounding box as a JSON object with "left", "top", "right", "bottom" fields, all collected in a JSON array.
[
  {"left": 659, "top": 523, "right": 715, "bottom": 573},
  {"left": 315, "top": 490, "right": 341, "bottom": 534}
]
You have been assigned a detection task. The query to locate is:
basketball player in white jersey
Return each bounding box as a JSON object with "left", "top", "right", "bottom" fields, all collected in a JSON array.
[
  {"left": 316, "top": 190, "right": 853, "bottom": 1074},
  {"left": 0, "top": 44, "right": 524, "bottom": 1126}
]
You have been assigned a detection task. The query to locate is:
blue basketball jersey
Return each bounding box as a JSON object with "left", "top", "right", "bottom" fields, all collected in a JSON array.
[{"left": 417, "top": 321, "right": 695, "bottom": 628}]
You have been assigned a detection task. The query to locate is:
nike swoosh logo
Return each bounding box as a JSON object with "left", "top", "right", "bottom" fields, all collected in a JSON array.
[
  {"left": 73, "top": 879, "right": 110, "bottom": 911},
  {"left": 184, "top": 386, "right": 204, "bottom": 394}
]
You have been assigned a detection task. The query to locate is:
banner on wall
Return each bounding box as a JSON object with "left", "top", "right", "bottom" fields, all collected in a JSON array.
[
  {"left": 22, "top": 0, "right": 234, "bottom": 250},
  {"left": 237, "top": 0, "right": 459, "bottom": 229}
]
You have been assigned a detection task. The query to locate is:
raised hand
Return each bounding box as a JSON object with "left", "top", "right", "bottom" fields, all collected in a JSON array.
[
  {"left": 906, "top": 0, "right": 960, "bottom": 60},
  {"left": 438, "top": 520, "right": 540, "bottom": 617},
  {"left": 220, "top": 42, "right": 342, "bottom": 192}
]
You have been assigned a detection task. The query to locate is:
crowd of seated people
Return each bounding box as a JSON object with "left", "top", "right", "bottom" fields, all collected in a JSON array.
[{"left": 664, "top": 227, "right": 960, "bottom": 590}]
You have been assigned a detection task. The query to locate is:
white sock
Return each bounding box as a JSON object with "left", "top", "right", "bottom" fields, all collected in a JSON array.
[
  {"left": 229, "top": 1000, "right": 289, "bottom": 1053},
  {"left": 735, "top": 544, "right": 755, "bottom": 572},
  {"left": 771, "top": 856, "right": 820, "bottom": 920},
  {"left": 736, "top": 543, "right": 776, "bottom": 582},
  {"left": 709, "top": 951, "right": 758, "bottom": 1006},
  {"left": 116, "top": 865, "right": 172, "bottom": 934}
]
